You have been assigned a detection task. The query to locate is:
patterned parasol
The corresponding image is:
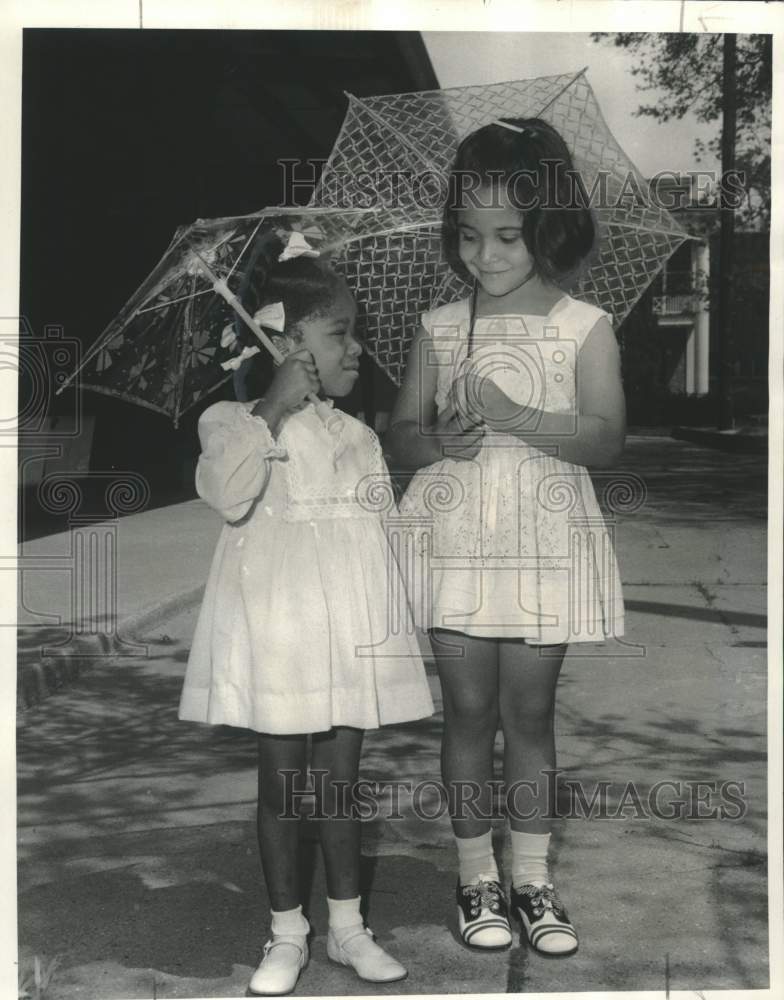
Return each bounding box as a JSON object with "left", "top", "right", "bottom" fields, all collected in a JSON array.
[
  {"left": 311, "top": 69, "right": 694, "bottom": 384},
  {"left": 56, "top": 207, "right": 415, "bottom": 425},
  {"left": 60, "top": 70, "right": 692, "bottom": 424}
]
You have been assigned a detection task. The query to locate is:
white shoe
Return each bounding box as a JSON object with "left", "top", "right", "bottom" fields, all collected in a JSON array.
[
  {"left": 248, "top": 935, "right": 308, "bottom": 996},
  {"left": 326, "top": 925, "right": 407, "bottom": 983}
]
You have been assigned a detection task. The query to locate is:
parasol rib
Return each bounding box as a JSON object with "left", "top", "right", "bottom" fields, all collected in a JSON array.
[
  {"left": 533, "top": 66, "right": 589, "bottom": 117},
  {"left": 171, "top": 274, "right": 196, "bottom": 427},
  {"left": 68, "top": 382, "right": 214, "bottom": 420},
  {"left": 342, "top": 92, "right": 445, "bottom": 183},
  {"left": 225, "top": 216, "right": 266, "bottom": 283},
  {"left": 134, "top": 287, "right": 214, "bottom": 316}
]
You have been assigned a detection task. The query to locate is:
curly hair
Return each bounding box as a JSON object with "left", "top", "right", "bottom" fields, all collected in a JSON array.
[
  {"left": 229, "top": 231, "right": 349, "bottom": 398},
  {"left": 442, "top": 117, "right": 596, "bottom": 286},
  {"left": 235, "top": 233, "right": 347, "bottom": 342}
]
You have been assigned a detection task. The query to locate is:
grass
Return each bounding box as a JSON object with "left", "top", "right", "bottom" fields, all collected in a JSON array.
[{"left": 18, "top": 955, "right": 61, "bottom": 1000}]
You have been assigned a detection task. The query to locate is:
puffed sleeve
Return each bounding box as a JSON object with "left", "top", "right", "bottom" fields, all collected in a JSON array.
[{"left": 195, "top": 401, "right": 287, "bottom": 523}]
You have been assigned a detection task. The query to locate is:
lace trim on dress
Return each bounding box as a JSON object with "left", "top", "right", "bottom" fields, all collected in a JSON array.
[
  {"left": 239, "top": 405, "right": 288, "bottom": 461},
  {"left": 280, "top": 408, "right": 393, "bottom": 523}
]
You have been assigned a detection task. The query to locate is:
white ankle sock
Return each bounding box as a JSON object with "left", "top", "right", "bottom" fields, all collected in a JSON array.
[
  {"left": 456, "top": 830, "right": 499, "bottom": 886},
  {"left": 270, "top": 904, "right": 309, "bottom": 937},
  {"left": 511, "top": 830, "right": 551, "bottom": 887},
  {"left": 327, "top": 895, "right": 363, "bottom": 933}
]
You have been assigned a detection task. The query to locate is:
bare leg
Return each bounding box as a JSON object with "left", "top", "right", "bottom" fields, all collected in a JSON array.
[
  {"left": 498, "top": 642, "right": 566, "bottom": 834},
  {"left": 431, "top": 629, "right": 500, "bottom": 838},
  {"left": 311, "top": 726, "right": 364, "bottom": 900},
  {"left": 257, "top": 733, "right": 308, "bottom": 911}
]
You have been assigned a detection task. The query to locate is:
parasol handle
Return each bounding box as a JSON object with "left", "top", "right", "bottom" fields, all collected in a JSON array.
[{"left": 190, "top": 255, "right": 342, "bottom": 437}]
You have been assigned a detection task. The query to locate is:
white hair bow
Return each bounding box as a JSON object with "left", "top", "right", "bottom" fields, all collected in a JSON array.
[
  {"left": 220, "top": 345, "right": 260, "bottom": 371},
  {"left": 219, "top": 302, "right": 285, "bottom": 372},
  {"left": 278, "top": 230, "right": 319, "bottom": 262},
  {"left": 253, "top": 301, "right": 286, "bottom": 333}
]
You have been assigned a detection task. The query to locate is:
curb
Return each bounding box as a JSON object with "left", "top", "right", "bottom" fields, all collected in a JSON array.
[
  {"left": 118, "top": 585, "right": 206, "bottom": 642},
  {"left": 671, "top": 427, "right": 768, "bottom": 455},
  {"left": 17, "top": 585, "right": 206, "bottom": 714}
]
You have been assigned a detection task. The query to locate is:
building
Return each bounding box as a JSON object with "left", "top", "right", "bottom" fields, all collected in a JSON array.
[{"left": 620, "top": 174, "right": 769, "bottom": 426}]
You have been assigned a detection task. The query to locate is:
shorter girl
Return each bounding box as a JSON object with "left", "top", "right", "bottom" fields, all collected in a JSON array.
[{"left": 179, "top": 243, "right": 434, "bottom": 995}]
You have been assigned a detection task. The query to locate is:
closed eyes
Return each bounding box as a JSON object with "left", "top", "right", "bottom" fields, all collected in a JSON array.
[{"left": 459, "top": 232, "right": 521, "bottom": 245}]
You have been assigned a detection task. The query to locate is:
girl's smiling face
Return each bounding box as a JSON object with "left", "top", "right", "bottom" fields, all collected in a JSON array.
[
  {"left": 290, "top": 285, "right": 361, "bottom": 397},
  {"left": 457, "top": 186, "right": 535, "bottom": 300}
]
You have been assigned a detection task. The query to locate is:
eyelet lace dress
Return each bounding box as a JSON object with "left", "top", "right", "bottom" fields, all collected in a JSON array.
[
  {"left": 179, "top": 400, "right": 434, "bottom": 734},
  {"left": 399, "top": 295, "right": 625, "bottom": 645}
]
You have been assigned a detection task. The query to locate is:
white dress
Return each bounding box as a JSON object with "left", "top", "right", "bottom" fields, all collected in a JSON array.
[
  {"left": 179, "top": 400, "right": 434, "bottom": 735},
  {"left": 399, "top": 295, "right": 625, "bottom": 645}
]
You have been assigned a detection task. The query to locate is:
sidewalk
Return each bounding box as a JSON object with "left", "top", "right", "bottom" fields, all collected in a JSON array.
[
  {"left": 17, "top": 500, "right": 221, "bottom": 709},
  {"left": 671, "top": 425, "right": 768, "bottom": 455},
  {"left": 16, "top": 436, "right": 770, "bottom": 995}
]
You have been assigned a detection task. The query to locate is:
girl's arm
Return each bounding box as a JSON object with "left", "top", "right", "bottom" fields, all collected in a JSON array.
[
  {"left": 196, "top": 348, "right": 319, "bottom": 521},
  {"left": 195, "top": 402, "right": 286, "bottom": 522},
  {"left": 460, "top": 318, "right": 626, "bottom": 468},
  {"left": 386, "top": 327, "right": 440, "bottom": 470},
  {"left": 386, "top": 326, "right": 483, "bottom": 470}
]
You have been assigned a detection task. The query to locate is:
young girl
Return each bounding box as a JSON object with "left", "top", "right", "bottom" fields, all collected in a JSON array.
[
  {"left": 387, "top": 118, "right": 626, "bottom": 956},
  {"left": 179, "top": 244, "right": 434, "bottom": 995}
]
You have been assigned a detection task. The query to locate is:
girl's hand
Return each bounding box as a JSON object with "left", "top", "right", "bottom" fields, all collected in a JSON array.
[
  {"left": 269, "top": 348, "right": 320, "bottom": 406},
  {"left": 452, "top": 370, "right": 533, "bottom": 431},
  {"left": 252, "top": 349, "right": 320, "bottom": 433},
  {"left": 449, "top": 371, "right": 484, "bottom": 428},
  {"left": 431, "top": 400, "right": 484, "bottom": 462}
]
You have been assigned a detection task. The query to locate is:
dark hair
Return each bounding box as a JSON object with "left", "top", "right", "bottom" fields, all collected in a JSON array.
[
  {"left": 237, "top": 234, "right": 347, "bottom": 339},
  {"left": 442, "top": 117, "right": 595, "bottom": 286},
  {"left": 229, "top": 232, "right": 348, "bottom": 397}
]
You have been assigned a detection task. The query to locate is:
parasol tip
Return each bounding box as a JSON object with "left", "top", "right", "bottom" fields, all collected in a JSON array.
[
  {"left": 324, "top": 410, "right": 344, "bottom": 435},
  {"left": 314, "top": 400, "right": 344, "bottom": 436}
]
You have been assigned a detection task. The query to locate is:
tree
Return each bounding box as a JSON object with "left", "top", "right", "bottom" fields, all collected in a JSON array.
[{"left": 591, "top": 33, "right": 771, "bottom": 228}]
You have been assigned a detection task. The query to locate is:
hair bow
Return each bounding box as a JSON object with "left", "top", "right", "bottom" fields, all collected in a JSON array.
[
  {"left": 220, "top": 323, "right": 237, "bottom": 349},
  {"left": 253, "top": 301, "right": 286, "bottom": 333},
  {"left": 220, "top": 345, "right": 260, "bottom": 371},
  {"left": 218, "top": 303, "right": 285, "bottom": 372},
  {"left": 278, "top": 230, "right": 319, "bottom": 262}
]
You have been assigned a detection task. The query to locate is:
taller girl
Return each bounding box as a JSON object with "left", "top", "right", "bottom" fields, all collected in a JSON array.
[{"left": 387, "top": 118, "right": 626, "bottom": 956}]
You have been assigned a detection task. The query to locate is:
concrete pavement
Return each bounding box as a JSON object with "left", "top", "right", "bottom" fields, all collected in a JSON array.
[{"left": 16, "top": 436, "right": 771, "bottom": 995}]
